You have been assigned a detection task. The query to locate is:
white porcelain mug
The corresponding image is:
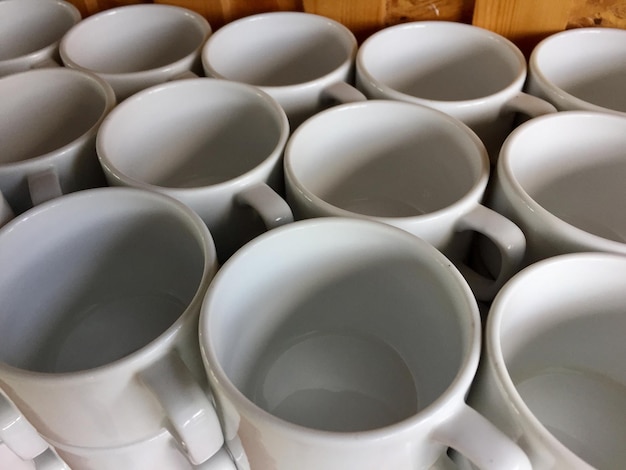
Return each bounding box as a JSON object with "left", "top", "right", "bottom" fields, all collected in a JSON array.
[
  {"left": 356, "top": 21, "right": 556, "bottom": 161},
  {"left": 0, "top": 0, "right": 80, "bottom": 77},
  {"left": 0, "top": 68, "right": 116, "bottom": 224},
  {"left": 201, "top": 12, "right": 366, "bottom": 129},
  {"left": 527, "top": 27, "right": 626, "bottom": 115},
  {"left": 199, "top": 218, "right": 530, "bottom": 470},
  {"left": 484, "top": 111, "right": 626, "bottom": 272},
  {"left": 60, "top": 4, "right": 212, "bottom": 101},
  {"left": 0, "top": 188, "right": 224, "bottom": 465},
  {"left": 463, "top": 253, "right": 626, "bottom": 469},
  {"left": 284, "top": 100, "right": 525, "bottom": 301},
  {"left": 97, "top": 78, "right": 292, "bottom": 263}
]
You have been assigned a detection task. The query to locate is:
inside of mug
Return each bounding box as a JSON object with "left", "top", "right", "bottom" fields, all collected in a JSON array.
[
  {"left": 207, "top": 220, "right": 475, "bottom": 432},
  {"left": 494, "top": 254, "right": 626, "bottom": 469},
  {"left": 203, "top": 13, "right": 355, "bottom": 86},
  {"left": 0, "top": 69, "right": 109, "bottom": 164},
  {"left": 98, "top": 80, "right": 286, "bottom": 188},
  {"left": 359, "top": 23, "right": 523, "bottom": 101},
  {"left": 0, "top": 190, "right": 207, "bottom": 373}
]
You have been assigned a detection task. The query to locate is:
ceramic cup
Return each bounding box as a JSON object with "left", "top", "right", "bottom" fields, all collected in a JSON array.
[
  {"left": 463, "top": 253, "right": 626, "bottom": 469},
  {"left": 199, "top": 217, "right": 531, "bottom": 470},
  {"left": 484, "top": 111, "right": 626, "bottom": 272},
  {"left": 356, "top": 21, "right": 556, "bottom": 161},
  {"left": 59, "top": 4, "right": 211, "bottom": 101},
  {"left": 283, "top": 100, "right": 525, "bottom": 301},
  {"left": 0, "top": 188, "right": 224, "bottom": 465},
  {"left": 201, "top": 12, "right": 366, "bottom": 129},
  {"left": 0, "top": 0, "right": 80, "bottom": 77},
  {"left": 0, "top": 68, "right": 116, "bottom": 224},
  {"left": 97, "top": 78, "right": 292, "bottom": 263},
  {"left": 527, "top": 27, "right": 626, "bottom": 115}
]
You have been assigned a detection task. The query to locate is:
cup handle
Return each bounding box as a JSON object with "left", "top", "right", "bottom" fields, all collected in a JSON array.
[
  {"left": 320, "top": 81, "right": 367, "bottom": 108},
  {"left": 503, "top": 91, "right": 556, "bottom": 119},
  {"left": 235, "top": 183, "right": 293, "bottom": 229},
  {"left": 27, "top": 168, "right": 63, "bottom": 206},
  {"left": 0, "top": 391, "right": 70, "bottom": 469},
  {"left": 170, "top": 70, "right": 201, "bottom": 80},
  {"left": 0, "top": 191, "right": 15, "bottom": 227},
  {"left": 31, "top": 58, "right": 62, "bottom": 69},
  {"left": 139, "top": 350, "right": 224, "bottom": 465},
  {"left": 431, "top": 404, "right": 531, "bottom": 470},
  {"left": 454, "top": 204, "right": 525, "bottom": 301}
]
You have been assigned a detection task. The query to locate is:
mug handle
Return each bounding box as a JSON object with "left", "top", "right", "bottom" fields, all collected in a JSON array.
[
  {"left": 27, "top": 168, "right": 63, "bottom": 206},
  {"left": 235, "top": 183, "right": 294, "bottom": 229},
  {"left": 139, "top": 350, "right": 224, "bottom": 465},
  {"left": 0, "top": 392, "right": 70, "bottom": 469},
  {"left": 454, "top": 204, "right": 525, "bottom": 301},
  {"left": 0, "top": 191, "right": 15, "bottom": 227},
  {"left": 320, "top": 81, "right": 367, "bottom": 108},
  {"left": 31, "top": 58, "right": 62, "bottom": 69},
  {"left": 503, "top": 91, "right": 557, "bottom": 119},
  {"left": 431, "top": 404, "right": 531, "bottom": 470}
]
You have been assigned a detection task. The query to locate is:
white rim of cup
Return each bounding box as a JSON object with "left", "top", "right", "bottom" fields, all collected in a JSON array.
[
  {"left": 485, "top": 252, "right": 621, "bottom": 468},
  {"left": 529, "top": 27, "right": 626, "bottom": 116},
  {"left": 59, "top": 4, "right": 211, "bottom": 79},
  {"left": 96, "top": 78, "right": 290, "bottom": 194},
  {"left": 201, "top": 11, "right": 358, "bottom": 90},
  {"left": 356, "top": 21, "right": 528, "bottom": 108},
  {"left": 200, "top": 217, "right": 482, "bottom": 441},
  {"left": 497, "top": 110, "right": 626, "bottom": 255},
  {"left": 284, "top": 100, "right": 491, "bottom": 224},
  {"left": 0, "top": 68, "right": 116, "bottom": 170},
  {"left": 0, "top": 187, "right": 217, "bottom": 381}
]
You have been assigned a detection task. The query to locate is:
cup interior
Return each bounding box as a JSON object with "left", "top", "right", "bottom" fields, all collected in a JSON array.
[
  {"left": 502, "top": 112, "right": 626, "bottom": 243},
  {"left": 491, "top": 254, "right": 626, "bottom": 468},
  {"left": 204, "top": 219, "right": 475, "bottom": 433},
  {"left": 358, "top": 22, "right": 523, "bottom": 101},
  {"left": 61, "top": 5, "right": 208, "bottom": 73},
  {"left": 286, "top": 101, "right": 484, "bottom": 217},
  {"left": 0, "top": 189, "right": 209, "bottom": 373},
  {"left": 0, "top": 69, "right": 111, "bottom": 164},
  {"left": 532, "top": 29, "right": 626, "bottom": 112},
  {"left": 202, "top": 13, "right": 355, "bottom": 86},
  {"left": 97, "top": 80, "right": 286, "bottom": 188}
]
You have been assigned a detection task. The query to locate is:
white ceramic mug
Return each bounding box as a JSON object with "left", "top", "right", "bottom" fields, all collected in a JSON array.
[
  {"left": 527, "top": 27, "right": 626, "bottom": 115},
  {"left": 463, "top": 253, "right": 626, "bottom": 469},
  {"left": 201, "top": 12, "right": 366, "bottom": 129},
  {"left": 0, "top": 188, "right": 224, "bottom": 465},
  {"left": 97, "top": 78, "right": 292, "bottom": 262},
  {"left": 356, "top": 21, "right": 556, "bottom": 161},
  {"left": 199, "top": 217, "right": 531, "bottom": 470},
  {"left": 484, "top": 111, "right": 626, "bottom": 271},
  {"left": 0, "top": 0, "right": 80, "bottom": 77},
  {"left": 60, "top": 4, "right": 211, "bottom": 101},
  {"left": 0, "top": 68, "right": 116, "bottom": 222},
  {"left": 284, "top": 100, "right": 525, "bottom": 301}
]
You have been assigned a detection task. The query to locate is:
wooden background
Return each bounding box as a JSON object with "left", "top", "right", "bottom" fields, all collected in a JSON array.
[{"left": 64, "top": 0, "right": 626, "bottom": 55}]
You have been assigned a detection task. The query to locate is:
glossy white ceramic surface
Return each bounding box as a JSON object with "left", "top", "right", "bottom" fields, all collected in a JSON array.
[
  {"left": 200, "top": 218, "right": 530, "bottom": 470},
  {"left": 467, "top": 253, "right": 626, "bottom": 469},
  {"left": 0, "top": 0, "right": 80, "bottom": 77},
  {"left": 284, "top": 100, "right": 525, "bottom": 300},
  {"left": 60, "top": 4, "right": 211, "bottom": 100},
  {"left": 97, "top": 78, "right": 291, "bottom": 262},
  {"left": 356, "top": 21, "right": 555, "bottom": 160},
  {"left": 201, "top": 12, "right": 365, "bottom": 129},
  {"left": 527, "top": 27, "right": 626, "bottom": 115},
  {"left": 0, "top": 188, "right": 223, "bottom": 465}
]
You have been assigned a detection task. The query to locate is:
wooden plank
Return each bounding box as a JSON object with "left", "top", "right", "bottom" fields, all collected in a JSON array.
[
  {"left": 568, "top": 0, "right": 626, "bottom": 28},
  {"left": 302, "top": 0, "right": 385, "bottom": 41},
  {"left": 386, "top": 0, "right": 474, "bottom": 26}
]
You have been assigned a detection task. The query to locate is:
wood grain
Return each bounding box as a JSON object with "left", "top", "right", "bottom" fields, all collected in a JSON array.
[{"left": 567, "top": 0, "right": 626, "bottom": 28}]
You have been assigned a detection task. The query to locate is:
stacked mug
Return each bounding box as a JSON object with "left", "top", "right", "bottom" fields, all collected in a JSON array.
[{"left": 2, "top": 0, "right": 626, "bottom": 469}]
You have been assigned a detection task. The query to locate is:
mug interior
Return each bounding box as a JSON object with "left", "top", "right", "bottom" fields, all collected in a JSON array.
[
  {"left": 502, "top": 112, "right": 626, "bottom": 243},
  {"left": 203, "top": 13, "right": 355, "bottom": 86},
  {"left": 61, "top": 5, "right": 208, "bottom": 73},
  {"left": 492, "top": 254, "right": 626, "bottom": 468},
  {"left": 358, "top": 22, "right": 523, "bottom": 101},
  {"left": 287, "top": 101, "right": 484, "bottom": 217},
  {"left": 532, "top": 29, "right": 626, "bottom": 112},
  {"left": 205, "top": 219, "right": 475, "bottom": 433},
  {"left": 98, "top": 80, "right": 286, "bottom": 188},
  {"left": 0, "top": 69, "right": 111, "bottom": 164},
  {"left": 0, "top": 189, "right": 208, "bottom": 373}
]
